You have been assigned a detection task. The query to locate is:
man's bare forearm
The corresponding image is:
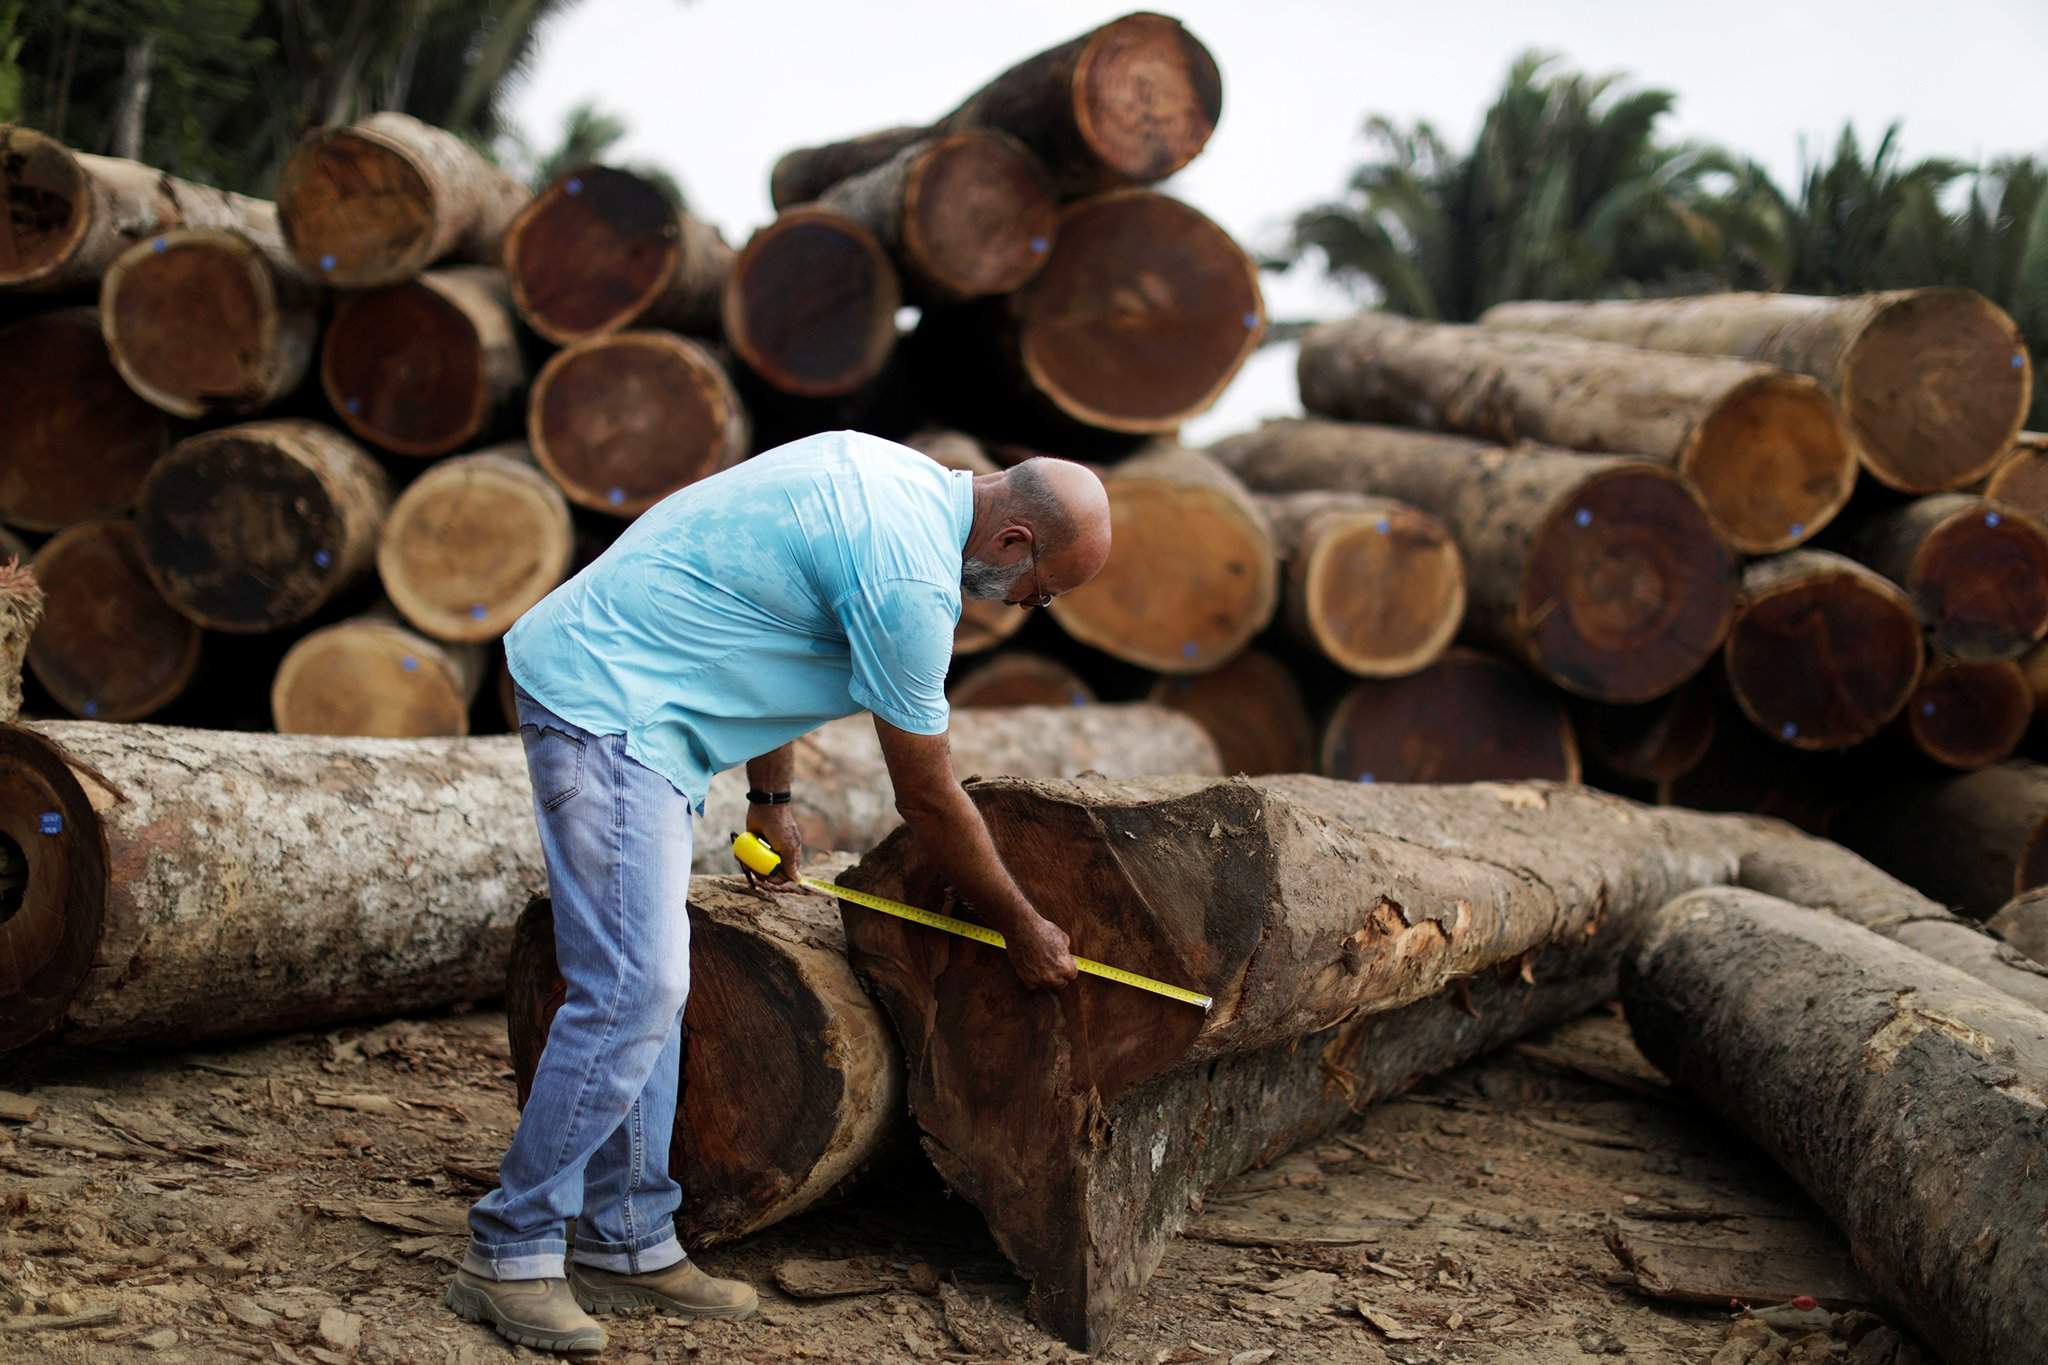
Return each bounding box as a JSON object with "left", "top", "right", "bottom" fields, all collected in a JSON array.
[
  {"left": 899, "top": 781, "right": 1041, "bottom": 937},
  {"left": 746, "top": 742, "right": 795, "bottom": 794}
]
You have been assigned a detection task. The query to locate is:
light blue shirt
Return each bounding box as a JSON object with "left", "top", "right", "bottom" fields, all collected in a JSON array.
[{"left": 505, "top": 430, "right": 973, "bottom": 811}]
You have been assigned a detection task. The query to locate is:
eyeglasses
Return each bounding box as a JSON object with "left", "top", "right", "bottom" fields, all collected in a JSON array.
[{"left": 1014, "top": 539, "right": 1053, "bottom": 610}]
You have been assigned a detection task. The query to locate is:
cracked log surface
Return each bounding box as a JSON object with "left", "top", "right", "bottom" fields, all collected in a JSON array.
[
  {"left": 1624, "top": 888, "right": 2048, "bottom": 1365},
  {"left": 840, "top": 775, "right": 2048, "bottom": 1348}
]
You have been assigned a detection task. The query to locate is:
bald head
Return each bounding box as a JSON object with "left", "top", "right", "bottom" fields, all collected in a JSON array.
[{"left": 962, "top": 457, "right": 1112, "bottom": 605}]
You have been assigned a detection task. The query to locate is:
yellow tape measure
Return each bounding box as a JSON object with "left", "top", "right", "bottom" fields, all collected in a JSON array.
[{"left": 732, "top": 833, "right": 1211, "bottom": 1011}]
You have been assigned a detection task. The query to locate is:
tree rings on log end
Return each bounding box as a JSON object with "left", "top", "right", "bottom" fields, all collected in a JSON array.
[
  {"left": 724, "top": 208, "right": 900, "bottom": 397},
  {"left": 901, "top": 133, "right": 1057, "bottom": 299},
  {"left": 950, "top": 653, "right": 1095, "bottom": 709},
  {"left": 1683, "top": 374, "right": 1856, "bottom": 553},
  {"left": 0, "top": 310, "right": 169, "bottom": 532},
  {"left": 1147, "top": 650, "right": 1314, "bottom": 776},
  {"left": 1725, "top": 551, "right": 1923, "bottom": 750},
  {"left": 1904, "top": 657, "right": 2031, "bottom": 770},
  {"left": 1069, "top": 14, "right": 1223, "bottom": 186},
  {"left": 1984, "top": 433, "right": 2048, "bottom": 527},
  {"left": 1294, "top": 500, "right": 1463, "bottom": 677},
  {"left": 1016, "top": 191, "right": 1262, "bottom": 433},
  {"left": 322, "top": 269, "right": 519, "bottom": 457},
  {"left": 380, "top": 447, "right": 574, "bottom": 643},
  {"left": 1571, "top": 680, "right": 1716, "bottom": 785},
  {"left": 1910, "top": 500, "right": 2048, "bottom": 660},
  {"left": 530, "top": 332, "right": 750, "bottom": 517},
  {"left": 272, "top": 618, "right": 479, "bottom": 737},
  {"left": 278, "top": 126, "right": 439, "bottom": 287},
  {"left": 0, "top": 725, "right": 109, "bottom": 1051},
  {"left": 1319, "top": 647, "right": 1579, "bottom": 785},
  {"left": 137, "top": 421, "right": 390, "bottom": 633},
  {"left": 28, "top": 521, "right": 200, "bottom": 722},
  {"left": 1843, "top": 289, "right": 2033, "bottom": 492},
  {"left": 507, "top": 167, "right": 698, "bottom": 343},
  {"left": 0, "top": 125, "right": 91, "bottom": 288},
  {"left": 1519, "top": 465, "right": 1735, "bottom": 703}
]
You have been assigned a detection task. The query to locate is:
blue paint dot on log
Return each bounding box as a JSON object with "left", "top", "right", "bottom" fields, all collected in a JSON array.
[
  {"left": 402, "top": 656, "right": 419, "bottom": 673},
  {"left": 1922, "top": 701, "right": 1937, "bottom": 716},
  {"left": 567, "top": 178, "right": 583, "bottom": 195},
  {"left": 320, "top": 254, "right": 336, "bottom": 272},
  {"left": 1375, "top": 517, "right": 1391, "bottom": 534},
  {"left": 470, "top": 603, "right": 488, "bottom": 620},
  {"left": 1181, "top": 641, "right": 1198, "bottom": 657},
  {"left": 1241, "top": 312, "right": 1259, "bottom": 330},
  {"left": 344, "top": 397, "right": 360, "bottom": 415},
  {"left": 1070, "top": 692, "right": 1087, "bottom": 706},
  {"left": 608, "top": 487, "right": 626, "bottom": 506},
  {"left": 2015, "top": 353, "right": 2028, "bottom": 369},
  {"left": 152, "top": 237, "right": 167, "bottom": 252},
  {"left": 1789, "top": 523, "right": 1804, "bottom": 539},
  {"left": 1986, "top": 511, "right": 2003, "bottom": 528},
  {"left": 1357, "top": 772, "right": 1376, "bottom": 784},
  {"left": 1781, "top": 721, "right": 1798, "bottom": 739},
  {"left": 313, "top": 549, "right": 332, "bottom": 569},
  {"left": 81, "top": 700, "right": 98, "bottom": 717},
  {"left": 1029, "top": 236, "right": 1049, "bottom": 253},
  {"left": 39, "top": 812, "right": 62, "bottom": 835},
  {"left": 1574, "top": 508, "right": 1593, "bottom": 528}
]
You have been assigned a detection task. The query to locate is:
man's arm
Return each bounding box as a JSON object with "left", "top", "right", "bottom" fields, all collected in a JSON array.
[
  {"left": 871, "top": 715, "right": 1078, "bottom": 989},
  {"left": 744, "top": 742, "right": 803, "bottom": 885}
]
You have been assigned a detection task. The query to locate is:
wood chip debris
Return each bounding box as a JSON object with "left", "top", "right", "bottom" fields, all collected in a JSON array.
[{"left": 1356, "top": 1301, "right": 1428, "bottom": 1340}]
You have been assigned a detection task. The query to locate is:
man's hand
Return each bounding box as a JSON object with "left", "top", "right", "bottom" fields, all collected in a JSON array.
[
  {"left": 745, "top": 802, "right": 806, "bottom": 891},
  {"left": 1007, "top": 912, "right": 1079, "bottom": 990}
]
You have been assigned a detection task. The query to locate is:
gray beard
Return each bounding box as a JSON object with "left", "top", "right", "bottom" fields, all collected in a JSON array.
[{"left": 961, "top": 554, "right": 1029, "bottom": 601}]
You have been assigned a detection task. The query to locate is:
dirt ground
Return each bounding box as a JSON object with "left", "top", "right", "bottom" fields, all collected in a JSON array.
[{"left": 0, "top": 1005, "right": 1922, "bottom": 1365}]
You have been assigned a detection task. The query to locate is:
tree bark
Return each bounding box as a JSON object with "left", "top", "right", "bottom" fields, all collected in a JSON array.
[
  {"left": 1482, "top": 290, "right": 2033, "bottom": 494},
  {"left": 1210, "top": 419, "right": 1737, "bottom": 703},
  {"left": 1898, "top": 655, "right": 2031, "bottom": 770},
  {"left": 0, "top": 722, "right": 543, "bottom": 1052},
  {"left": 817, "top": 132, "right": 1057, "bottom": 302},
  {"left": 1319, "top": 646, "right": 1580, "bottom": 784},
  {"left": 948, "top": 652, "right": 1095, "bottom": 709},
  {"left": 1988, "top": 886, "right": 2048, "bottom": 966},
  {"left": 0, "top": 309, "right": 169, "bottom": 532},
  {"left": 321, "top": 266, "right": 526, "bottom": 458},
  {"left": 100, "top": 222, "right": 321, "bottom": 419},
  {"left": 1829, "top": 761, "right": 2048, "bottom": 918},
  {"left": 109, "top": 33, "right": 157, "bottom": 163},
  {"left": 528, "top": 330, "right": 750, "bottom": 517},
  {"left": 1047, "top": 445, "right": 1278, "bottom": 673},
  {"left": 1622, "top": 887, "right": 2048, "bottom": 1365},
  {"left": 0, "top": 124, "right": 278, "bottom": 292},
  {"left": 378, "top": 444, "right": 574, "bottom": 644},
  {"left": 1256, "top": 489, "right": 1464, "bottom": 676},
  {"left": 1984, "top": 431, "right": 2048, "bottom": 525},
  {"left": 276, "top": 112, "right": 532, "bottom": 287},
  {"left": 1840, "top": 494, "right": 2048, "bottom": 661},
  {"left": 840, "top": 773, "right": 2048, "bottom": 1348},
  {"left": 1724, "top": 550, "right": 1923, "bottom": 749},
  {"left": 723, "top": 207, "right": 901, "bottom": 398},
  {"left": 768, "top": 13, "right": 1221, "bottom": 204},
  {"left": 503, "top": 166, "right": 733, "bottom": 344},
  {"left": 506, "top": 857, "right": 912, "bottom": 1248},
  {"left": 0, "top": 559, "right": 44, "bottom": 725},
  {"left": 1569, "top": 679, "right": 1716, "bottom": 785},
  {"left": 1145, "top": 649, "right": 1315, "bottom": 777},
  {"left": 270, "top": 612, "right": 485, "bottom": 737},
  {"left": 905, "top": 430, "right": 1026, "bottom": 655},
  {"left": 1299, "top": 313, "right": 1858, "bottom": 554},
  {"left": 135, "top": 420, "right": 392, "bottom": 633},
  {"left": 26, "top": 520, "right": 200, "bottom": 722}
]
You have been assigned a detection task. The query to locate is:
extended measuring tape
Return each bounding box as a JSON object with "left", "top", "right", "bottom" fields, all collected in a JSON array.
[{"left": 731, "top": 833, "right": 1212, "bottom": 1011}]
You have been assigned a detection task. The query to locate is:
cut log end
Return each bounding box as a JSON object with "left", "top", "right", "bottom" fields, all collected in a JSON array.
[
  {"left": 1069, "top": 14, "right": 1223, "bottom": 185},
  {"left": 1017, "top": 191, "right": 1262, "bottom": 433},
  {"left": 0, "top": 726, "right": 108, "bottom": 1051},
  {"left": 1520, "top": 465, "right": 1735, "bottom": 703},
  {"left": 1319, "top": 648, "right": 1579, "bottom": 784},
  {"left": 0, "top": 310, "right": 170, "bottom": 532},
  {"left": 379, "top": 448, "right": 574, "bottom": 643},
  {"left": 278, "top": 127, "right": 438, "bottom": 285},
  {"left": 1146, "top": 650, "right": 1314, "bottom": 776},
  {"left": 322, "top": 274, "right": 504, "bottom": 457},
  {"left": 724, "top": 208, "right": 900, "bottom": 397},
  {"left": 27, "top": 521, "right": 200, "bottom": 722},
  {"left": 101, "top": 230, "right": 286, "bottom": 419},
  {"left": 1572, "top": 681, "right": 1717, "bottom": 785},
  {"left": 271, "top": 619, "right": 478, "bottom": 737},
  {"left": 1904, "top": 657, "right": 2031, "bottom": 770},
  {"left": 1683, "top": 375, "right": 1857, "bottom": 553},
  {"left": 530, "top": 332, "right": 748, "bottom": 516},
  {"left": 506, "top": 167, "right": 687, "bottom": 343},
  {"left": 1913, "top": 502, "right": 2048, "bottom": 660},
  {"left": 1296, "top": 502, "right": 1463, "bottom": 676},
  {"left": 949, "top": 653, "right": 1095, "bottom": 709},
  {"left": 1844, "top": 289, "right": 2033, "bottom": 492},
  {"left": 1983, "top": 433, "right": 2048, "bottom": 526},
  {"left": 0, "top": 125, "right": 90, "bottom": 288},
  {"left": 901, "top": 133, "right": 1057, "bottom": 298}
]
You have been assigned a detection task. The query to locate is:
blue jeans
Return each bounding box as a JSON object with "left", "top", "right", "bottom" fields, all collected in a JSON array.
[{"left": 465, "top": 685, "right": 694, "bottom": 1281}]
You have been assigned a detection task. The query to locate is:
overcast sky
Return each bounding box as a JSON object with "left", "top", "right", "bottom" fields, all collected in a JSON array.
[{"left": 510, "top": 0, "right": 2048, "bottom": 442}]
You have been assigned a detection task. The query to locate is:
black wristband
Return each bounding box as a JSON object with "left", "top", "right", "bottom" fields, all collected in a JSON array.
[{"left": 746, "top": 789, "right": 792, "bottom": 806}]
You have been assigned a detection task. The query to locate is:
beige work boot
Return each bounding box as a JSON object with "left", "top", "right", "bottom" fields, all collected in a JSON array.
[
  {"left": 445, "top": 1268, "right": 607, "bottom": 1355},
  {"left": 568, "top": 1257, "right": 760, "bottom": 1319}
]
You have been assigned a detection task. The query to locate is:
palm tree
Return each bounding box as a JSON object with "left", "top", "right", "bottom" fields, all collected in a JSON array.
[{"left": 1778, "top": 123, "right": 1968, "bottom": 295}]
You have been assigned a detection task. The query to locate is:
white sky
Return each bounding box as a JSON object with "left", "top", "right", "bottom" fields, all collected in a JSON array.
[{"left": 510, "top": 0, "right": 2048, "bottom": 443}]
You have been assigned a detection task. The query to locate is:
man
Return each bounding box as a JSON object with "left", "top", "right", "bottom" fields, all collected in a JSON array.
[{"left": 446, "top": 429, "right": 1112, "bottom": 1355}]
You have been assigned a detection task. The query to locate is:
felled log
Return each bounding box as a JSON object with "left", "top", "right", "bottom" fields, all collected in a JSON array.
[
  {"left": 506, "top": 857, "right": 908, "bottom": 1247},
  {"left": 26, "top": 520, "right": 200, "bottom": 722},
  {"left": 0, "top": 309, "right": 169, "bottom": 532},
  {"left": 271, "top": 613, "right": 485, "bottom": 737},
  {"left": 1898, "top": 655, "right": 2030, "bottom": 770},
  {"left": 1482, "top": 290, "right": 2033, "bottom": 494},
  {"left": 1319, "top": 647, "right": 1580, "bottom": 784},
  {"left": 1989, "top": 886, "right": 2048, "bottom": 966},
  {"left": 99, "top": 222, "right": 320, "bottom": 418},
  {"left": 769, "top": 13, "right": 1221, "bottom": 204},
  {"left": 0, "top": 722, "right": 542, "bottom": 1052},
  {"left": 0, "top": 124, "right": 276, "bottom": 291},
  {"left": 135, "top": 420, "right": 391, "bottom": 633},
  {"left": 321, "top": 267, "right": 526, "bottom": 458},
  {"left": 503, "top": 166, "right": 733, "bottom": 344},
  {"left": 840, "top": 773, "right": 2048, "bottom": 1347},
  {"left": 1622, "top": 888, "right": 2048, "bottom": 1365},
  {"left": 276, "top": 112, "right": 531, "bottom": 287},
  {"left": 690, "top": 702, "right": 1221, "bottom": 875},
  {"left": 0, "top": 558, "right": 43, "bottom": 725},
  {"left": 1145, "top": 649, "right": 1314, "bottom": 776},
  {"left": 1984, "top": 431, "right": 2048, "bottom": 525},
  {"left": 1723, "top": 550, "right": 1922, "bottom": 749},
  {"left": 1569, "top": 680, "right": 1716, "bottom": 786},
  {"left": 1210, "top": 419, "right": 1736, "bottom": 702},
  {"left": 1298, "top": 313, "right": 1857, "bottom": 553},
  {"left": 948, "top": 653, "right": 1095, "bottom": 709},
  {"left": 723, "top": 207, "right": 900, "bottom": 397},
  {"left": 1841, "top": 494, "right": 2048, "bottom": 660},
  {"left": 1048, "top": 445, "right": 1277, "bottom": 673},
  {"left": 528, "top": 331, "right": 750, "bottom": 516},
  {"left": 378, "top": 445, "right": 574, "bottom": 643},
  {"left": 1830, "top": 761, "right": 2048, "bottom": 918},
  {"left": 1256, "top": 490, "right": 1463, "bottom": 677},
  {"left": 1657, "top": 711, "right": 1840, "bottom": 835},
  {"left": 906, "top": 431, "right": 1025, "bottom": 655}
]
